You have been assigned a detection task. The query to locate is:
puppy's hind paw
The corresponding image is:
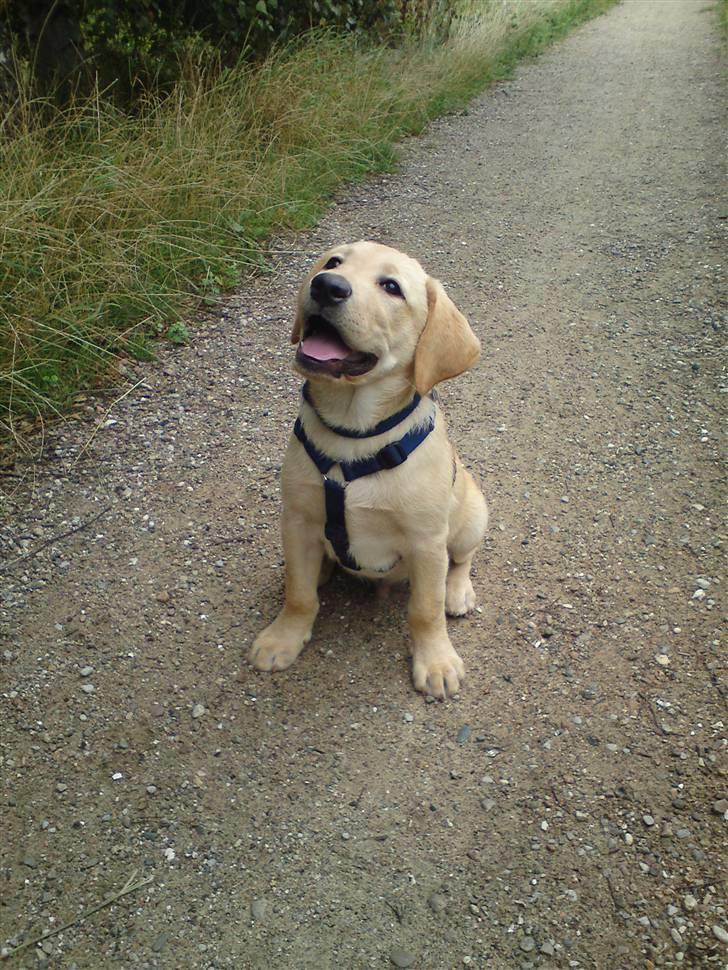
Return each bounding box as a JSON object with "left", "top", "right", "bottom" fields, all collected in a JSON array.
[{"left": 445, "top": 576, "right": 476, "bottom": 617}]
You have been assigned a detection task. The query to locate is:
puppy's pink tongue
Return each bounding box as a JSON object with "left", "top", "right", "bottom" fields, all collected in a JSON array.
[{"left": 300, "top": 333, "right": 350, "bottom": 361}]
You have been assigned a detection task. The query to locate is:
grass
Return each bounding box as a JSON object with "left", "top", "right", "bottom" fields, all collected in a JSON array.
[{"left": 0, "top": 0, "right": 618, "bottom": 446}]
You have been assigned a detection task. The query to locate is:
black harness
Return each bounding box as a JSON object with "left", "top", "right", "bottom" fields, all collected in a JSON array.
[{"left": 293, "top": 382, "right": 436, "bottom": 572}]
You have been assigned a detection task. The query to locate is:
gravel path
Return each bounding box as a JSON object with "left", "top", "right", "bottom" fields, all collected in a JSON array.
[{"left": 1, "top": 1, "right": 726, "bottom": 967}]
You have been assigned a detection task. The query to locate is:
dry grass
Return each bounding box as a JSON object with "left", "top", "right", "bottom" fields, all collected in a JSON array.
[{"left": 0, "top": 0, "right": 616, "bottom": 444}]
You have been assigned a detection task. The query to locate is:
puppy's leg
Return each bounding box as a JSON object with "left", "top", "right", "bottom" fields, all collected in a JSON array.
[
  {"left": 318, "top": 555, "right": 335, "bottom": 588},
  {"left": 250, "top": 512, "right": 323, "bottom": 672},
  {"left": 407, "top": 544, "right": 465, "bottom": 699},
  {"left": 446, "top": 473, "right": 488, "bottom": 617}
]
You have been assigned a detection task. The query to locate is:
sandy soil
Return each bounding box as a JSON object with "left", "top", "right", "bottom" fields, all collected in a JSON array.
[{"left": 1, "top": 1, "right": 726, "bottom": 967}]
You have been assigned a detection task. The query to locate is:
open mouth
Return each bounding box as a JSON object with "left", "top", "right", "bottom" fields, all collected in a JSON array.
[{"left": 296, "top": 314, "right": 378, "bottom": 378}]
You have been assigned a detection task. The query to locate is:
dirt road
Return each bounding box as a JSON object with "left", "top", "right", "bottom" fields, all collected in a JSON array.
[{"left": 1, "top": 1, "right": 726, "bottom": 967}]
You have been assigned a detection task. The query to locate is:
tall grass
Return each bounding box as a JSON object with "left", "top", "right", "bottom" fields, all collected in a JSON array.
[{"left": 0, "top": 0, "right": 617, "bottom": 444}]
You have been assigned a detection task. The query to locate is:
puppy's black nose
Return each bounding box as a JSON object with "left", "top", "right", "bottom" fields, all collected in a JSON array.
[{"left": 310, "top": 272, "right": 352, "bottom": 306}]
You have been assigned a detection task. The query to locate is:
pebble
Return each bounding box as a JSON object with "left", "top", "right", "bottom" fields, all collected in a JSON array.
[
  {"left": 643, "top": 815, "right": 655, "bottom": 827},
  {"left": 670, "top": 928, "right": 682, "bottom": 946},
  {"left": 403, "top": 712, "right": 414, "bottom": 723},
  {"left": 457, "top": 725, "right": 471, "bottom": 744},
  {"left": 151, "top": 933, "right": 169, "bottom": 953},
  {"left": 150, "top": 703, "right": 165, "bottom": 717},
  {"left": 712, "top": 798, "right": 728, "bottom": 815},
  {"left": 624, "top": 833, "right": 634, "bottom": 845},
  {"left": 540, "top": 941, "right": 555, "bottom": 956},
  {"left": 22, "top": 855, "right": 38, "bottom": 868},
  {"left": 480, "top": 798, "right": 496, "bottom": 812},
  {"left": 81, "top": 683, "right": 95, "bottom": 694},
  {"left": 683, "top": 894, "right": 697, "bottom": 911},
  {"left": 654, "top": 654, "right": 670, "bottom": 666},
  {"left": 519, "top": 936, "right": 536, "bottom": 953},
  {"left": 428, "top": 893, "right": 448, "bottom": 914},
  {"left": 191, "top": 703, "right": 206, "bottom": 719},
  {"left": 390, "top": 947, "right": 416, "bottom": 968},
  {"left": 56, "top": 783, "right": 67, "bottom": 793},
  {"left": 250, "top": 898, "right": 268, "bottom": 920},
  {"left": 79, "top": 666, "right": 93, "bottom": 677},
  {"left": 712, "top": 925, "right": 728, "bottom": 944}
]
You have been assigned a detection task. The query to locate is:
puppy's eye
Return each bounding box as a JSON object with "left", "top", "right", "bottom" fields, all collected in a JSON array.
[
  {"left": 324, "top": 256, "right": 342, "bottom": 269},
  {"left": 380, "top": 278, "right": 403, "bottom": 298}
]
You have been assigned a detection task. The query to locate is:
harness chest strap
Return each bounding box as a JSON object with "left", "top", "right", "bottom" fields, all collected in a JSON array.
[{"left": 293, "top": 390, "right": 435, "bottom": 572}]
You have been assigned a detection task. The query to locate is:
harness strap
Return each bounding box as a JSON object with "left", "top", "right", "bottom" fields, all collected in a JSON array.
[
  {"left": 302, "top": 381, "right": 423, "bottom": 439},
  {"left": 293, "top": 401, "right": 435, "bottom": 572}
]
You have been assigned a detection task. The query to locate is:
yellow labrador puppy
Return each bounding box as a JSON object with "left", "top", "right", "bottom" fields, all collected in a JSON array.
[{"left": 250, "top": 241, "right": 488, "bottom": 698}]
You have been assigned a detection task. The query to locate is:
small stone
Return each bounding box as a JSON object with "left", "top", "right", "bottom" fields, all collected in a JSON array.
[
  {"left": 151, "top": 933, "right": 169, "bottom": 953},
  {"left": 624, "top": 833, "right": 634, "bottom": 846},
  {"left": 250, "top": 898, "right": 268, "bottom": 920},
  {"left": 480, "top": 798, "right": 496, "bottom": 812},
  {"left": 675, "top": 828, "right": 691, "bottom": 839},
  {"left": 155, "top": 590, "right": 170, "bottom": 603},
  {"left": 80, "top": 683, "right": 95, "bottom": 694},
  {"left": 670, "top": 928, "right": 682, "bottom": 946},
  {"left": 519, "top": 936, "right": 536, "bottom": 953},
  {"left": 146, "top": 785, "right": 158, "bottom": 795},
  {"left": 712, "top": 798, "right": 728, "bottom": 815},
  {"left": 341, "top": 831, "right": 351, "bottom": 841},
  {"left": 79, "top": 666, "right": 93, "bottom": 677},
  {"left": 581, "top": 688, "right": 596, "bottom": 700},
  {"left": 191, "top": 703, "right": 206, "bottom": 719},
  {"left": 403, "top": 712, "right": 414, "bottom": 723},
  {"left": 638, "top": 915, "right": 651, "bottom": 927},
  {"left": 643, "top": 815, "right": 655, "bottom": 827},
  {"left": 456, "top": 725, "right": 471, "bottom": 744},
  {"left": 150, "top": 703, "right": 164, "bottom": 717},
  {"left": 575, "top": 810, "right": 589, "bottom": 821},
  {"left": 56, "top": 783, "right": 67, "bottom": 793},
  {"left": 22, "top": 855, "right": 38, "bottom": 868},
  {"left": 428, "top": 893, "right": 448, "bottom": 914},
  {"left": 683, "top": 894, "right": 697, "bottom": 911},
  {"left": 390, "top": 947, "right": 416, "bottom": 968},
  {"left": 695, "top": 577, "right": 710, "bottom": 589},
  {"left": 712, "top": 925, "right": 728, "bottom": 944},
  {"left": 654, "top": 654, "right": 670, "bottom": 666},
  {"left": 540, "top": 941, "right": 555, "bottom": 956}
]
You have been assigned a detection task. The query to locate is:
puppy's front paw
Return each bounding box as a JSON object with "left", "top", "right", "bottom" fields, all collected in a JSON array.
[
  {"left": 249, "top": 623, "right": 308, "bottom": 672},
  {"left": 412, "top": 642, "right": 465, "bottom": 699}
]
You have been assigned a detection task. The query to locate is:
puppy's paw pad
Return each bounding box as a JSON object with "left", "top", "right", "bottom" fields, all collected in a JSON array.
[{"left": 249, "top": 632, "right": 303, "bottom": 672}]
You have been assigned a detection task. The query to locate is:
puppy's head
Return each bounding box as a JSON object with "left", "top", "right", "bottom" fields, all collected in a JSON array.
[{"left": 291, "top": 240, "right": 480, "bottom": 394}]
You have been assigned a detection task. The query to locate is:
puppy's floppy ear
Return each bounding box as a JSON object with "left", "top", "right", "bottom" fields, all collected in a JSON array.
[
  {"left": 414, "top": 278, "right": 480, "bottom": 395},
  {"left": 290, "top": 295, "right": 306, "bottom": 344}
]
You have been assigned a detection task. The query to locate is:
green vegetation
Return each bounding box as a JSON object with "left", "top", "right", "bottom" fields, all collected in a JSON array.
[{"left": 0, "top": 0, "right": 617, "bottom": 443}]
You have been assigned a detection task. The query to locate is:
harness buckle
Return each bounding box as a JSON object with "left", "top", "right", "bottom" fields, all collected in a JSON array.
[{"left": 376, "top": 441, "right": 408, "bottom": 470}]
